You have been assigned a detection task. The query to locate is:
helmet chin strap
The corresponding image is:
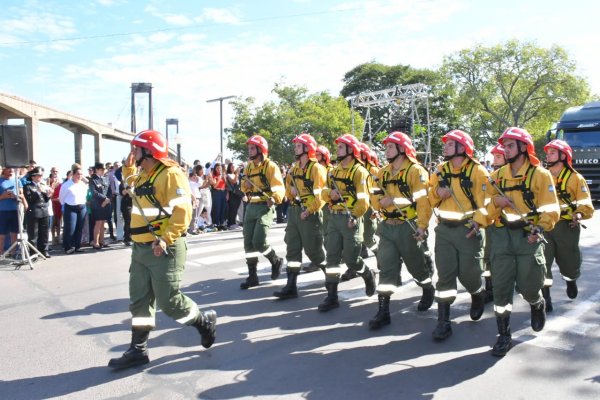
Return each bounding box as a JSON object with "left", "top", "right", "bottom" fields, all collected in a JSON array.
[
  {"left": 386, "top": 145, "right": 403, "bottom": 163},
  {"left": 136, "top": 148, "right": 153, "bottom": 166},
  {"left": 506, "top": 149, "right": 527, "bottom": 164},
  {"left": 443, "top": 142, "right": 466, "bottom": 161}
]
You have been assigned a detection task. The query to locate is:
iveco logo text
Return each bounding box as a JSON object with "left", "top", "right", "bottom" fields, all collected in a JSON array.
[{"left": 574, "top": 159, "right": 600, "bottom": 164}]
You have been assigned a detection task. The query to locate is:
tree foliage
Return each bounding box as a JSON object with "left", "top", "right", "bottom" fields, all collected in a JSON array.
[
  {"left": 441, "top": 40, "right": 591, "bottom": 155},
  {"left": 340, "top": 62, "right": 459, "bottom": 160},
  {"left": 226, "top": 84, "right": 362, "bottom": 164}
]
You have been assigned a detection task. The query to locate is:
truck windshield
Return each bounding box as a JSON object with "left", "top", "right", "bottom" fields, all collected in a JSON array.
[{"left": 562, "top": 130, "right": 600, "bottom": 148}]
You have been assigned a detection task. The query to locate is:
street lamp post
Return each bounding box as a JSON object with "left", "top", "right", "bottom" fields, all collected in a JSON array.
[
  {"left": 207, "top": 95, "right": 235, "bottom": 156},
  {"left": 174, "top": 135, "right": 183, "bottom": 165},
  {"left": 165, "top": 118, "right": 179, "bottom": 149}
]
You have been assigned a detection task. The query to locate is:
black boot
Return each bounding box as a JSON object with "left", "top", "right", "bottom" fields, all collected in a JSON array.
[
  {"left": 542, "top": 287, "right": 553, "bottom": 312},
  {"left": 470, "top": 290, "right": 486, "bottom": 321},
  {"left": 273, "top": 271, "right": 299, "bottom": 299},
  {"left": 432, "top": 302, "right": 452, "bottom": 340},
  {"left": 361, "top": 267, "right": 376, "bottom": 297},
  {"left": 265, "top": 250, "right": 282, "bottom": 280},
  {"left": 318, "top": 282, "right": 339, "bottom": 312},
  {"left": 360, "top": 243, "right": 370, "bottom": 258},
  {"left": 341, "top": 268, "right": 358, "bottom": 282},
  {"left": 240, "top": 263, "right": 259, "bottom": 289},
  {"left": 108, "top": 329, "right": 150, "bottom": 370},
  {"left": 530, "top": 299, "right": 546, "bottom": 332},
  {"left": 417, "top": 285, "right": 435, "bottom": 311},
  {"left": 484, "top": 276, "right": 494, "bottom": 304},
  {"left": 193, "top": 309, "right": 217, "bottom": 349},
  {"left": 491, "top": 316, "right": 512, "bottom": 357},
  {"left": 566, "top": 280, "right": 578, "bottom": 299},
  {"left": 369, "top": 294, "right": 391, "bottom": 329}
]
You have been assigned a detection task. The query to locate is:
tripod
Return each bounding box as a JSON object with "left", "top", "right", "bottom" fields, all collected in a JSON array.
[{"left": 1, "top": 173, "right": 46, "bottom": 270}]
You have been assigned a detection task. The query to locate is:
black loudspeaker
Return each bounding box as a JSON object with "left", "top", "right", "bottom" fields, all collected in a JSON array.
[{"left": 0, "top": 125, "right": 30, "bottom": 168}]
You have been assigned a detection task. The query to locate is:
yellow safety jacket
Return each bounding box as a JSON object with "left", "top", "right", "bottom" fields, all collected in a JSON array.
[
  {"left": 371, "top": 158, "right": 431, "bottom": 229},
  {"left": 487, "top": 159, "right": 560, "bottom": 232},
  {"left": 285, "top": 160, "right": 326, "bottom": 214},
  {"left": 123, "top": 159, "right": 192, "bottom": 245},
  {"left": 322, "top": 158, "right": 370, "bottom": 218},
  {"left": 242, "top": 158, "right": 285, "bottom": 204},
  {"left": 429, "top": 158, "right": 489, "bottom": 227},
  {"left": 552, "top": 166, "right": 594, "bottom": 221}
]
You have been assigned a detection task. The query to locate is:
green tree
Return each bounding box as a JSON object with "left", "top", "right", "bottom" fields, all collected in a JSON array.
[
  {"left": 226, "top": 84, "right": 363, "bottom": 164},
  {"left": 441, "top": 40, "right": 591, "bottom": 156}
]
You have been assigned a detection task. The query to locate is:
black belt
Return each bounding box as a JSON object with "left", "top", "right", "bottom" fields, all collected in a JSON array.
[
  {"left": 249, "top": 201, "right": 268, "bottom": 205},
  {"left": 438, "top": 219, "right": 466, "bottom": 228}
]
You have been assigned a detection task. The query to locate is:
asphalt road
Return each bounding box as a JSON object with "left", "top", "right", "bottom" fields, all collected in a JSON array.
[{"left": 1, "top": 212, "right": 600, "bottom": 400}]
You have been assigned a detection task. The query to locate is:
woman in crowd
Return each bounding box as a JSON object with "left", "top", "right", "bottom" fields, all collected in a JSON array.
[
  {"left": 23, "top": 167, "right": 52, "bottom": 258},
  {"left": 208, "top": 162, "right": 227, "bottom": 230},
  {"left": 89, "top": 162, "right": 111, "bottom": 249},
  {"left": 225, "top": 162, "right": 243, "bottom": 229},
  {"left": 59, "top": 167, "right": 88, "bottom": 254}
]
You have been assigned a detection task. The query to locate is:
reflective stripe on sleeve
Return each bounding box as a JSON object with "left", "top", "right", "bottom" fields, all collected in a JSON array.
[{"left": 356, "top": 192, "right": 369, "bottom": 200}]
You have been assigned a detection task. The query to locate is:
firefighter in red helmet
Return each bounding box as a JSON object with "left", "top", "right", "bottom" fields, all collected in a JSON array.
[
  {"left": 239, "top": 134, "right": 285, "bottom": 289},
  {"left": 485, "top": 127, "right": 560, "bottom": 356},
  {"left": 318, "top": 133, "right": 376, "bottom": 312},
  {"left": 429, "top": 129, "right": 490, "bottom": 341},
  {"left": 541, "top": 139, "right": 593, "bottom": 311},
  {"left": 109, "top": 130, "right": 216, "bottom": 370}
]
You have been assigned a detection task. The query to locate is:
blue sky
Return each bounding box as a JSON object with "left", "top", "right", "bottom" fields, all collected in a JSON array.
[{"left": 1, "top": 0, "right": 599, "bottom": 173}]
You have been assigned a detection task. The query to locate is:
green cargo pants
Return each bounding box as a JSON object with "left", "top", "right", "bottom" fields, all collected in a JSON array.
[
  {"left": 376, "top": 220, "right": 430, "bottom": 295},
  {"left": 129, "top": 238, "right": 198, "bottom": 330},
  {"left": 243, "top": 203, "right": 275, "bottom": 262},
  {"left": 324, "top": 213, "right": 364, "bottom": 283},
  {"left": 489, "top": 226, "right": 545, "bottom": 317},
  {"left": 544, "top": 220, "right": 582, "bottom": 284},
  {"left": 284, "top": 205, "right": 325, "bottom": 272},
  {"left": 434, "top": 223, "right": 485, "bottom": 303}
]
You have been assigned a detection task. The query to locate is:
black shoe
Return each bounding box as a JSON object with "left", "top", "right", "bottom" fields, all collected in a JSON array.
[
  {"left": 108, "top": 330, "right": 150, "bottom": 370},
  {"left": 432, "top": 303, "right": 452, "bottom": 340},
  {"left": 42, "top": 251, "right": 51, "bottom": 258},
  {"left": 271, "top": 257, "right": 283, "bottom": 280},
  {"left": 340, "top": 268, "right": 358, "bottom": 282},
  {"left": 530, "top": 299, "right": 546, "bottom": 332},
  {"left": 318, "top": 283, "right": 339, "bottom": 312},
  {"left": 273, "top": 285, "right": 298, "bottom": 299},
  {"left": 369, "top": 295, "right": 391, "bottom": 330},
  {"left": 491, "top": 316, "right": 512, "bottom": 357},
  {"left": 194, "top": 310, "right": 217, "bottom": 349},
  {"left": 124, "top": 241, "right": 132, "bottom": 246},
  {"left": 362, "top": 268, "right": 376, "bottom": 297},
  {"left": 542, "top": 287, "right": 553, "bottom": 313},
  {"left": 302, "top": 263, "right": 322, "bottom": 273},
  {"left": 240, "top": 275, "right": 259, "bottom": 290},
  {"left": 469, "top": 291, "right": 485, "bottom": 321},
  {"left": 65, "top": 248, "right": 75, "bottom": 255},
  {"left": 566, "top": 280, "right": 578, "bottom": 299},
  {"left": 417, "top": 285, "right": 435, "bottom": 312}
]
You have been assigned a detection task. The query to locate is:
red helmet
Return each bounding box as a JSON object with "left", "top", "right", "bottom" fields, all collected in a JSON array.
[
  {"left": 369, "top": 150, "right": 380, "bottom": 167},
  {"left": 359, "top": 143, "right": 372, "bottom": 163},
  {"left": 246, "top": 135, "right": 268, "bottom": 156},
  {"left": 442, "top": 129, "right": 474, "bottom": 158},
  {"left": 335, "top": 134, "right": 362, "bottom": 159},
  {"left": 131, "top": 130, "right": 169, "bottom": 160},
  {"left": 292, "top": 133, "right": 317, "bottom": 159},
  {"left": 490, "top": 144, "right": 505, "bottom": 155},
  {"left": 383, "top": 131, "right": 418, "bottom": 162},
  {"left": 316, "top": 145, "right": 331, "bottom": 165},
  {"left": 499, "top": 127, "right": 540, "bottom": 166},
  {"left": 544, "top": 139, "right": 572, "bottom": 167}
]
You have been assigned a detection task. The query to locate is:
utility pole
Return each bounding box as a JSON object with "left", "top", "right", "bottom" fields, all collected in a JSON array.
[{"left": 207, "top": 95, "right": 235, "bottom": 156}]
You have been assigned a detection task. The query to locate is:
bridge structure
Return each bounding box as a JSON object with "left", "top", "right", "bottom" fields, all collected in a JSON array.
[{"left": 0, "top": 92, "right": 139, "bottom": 165}]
